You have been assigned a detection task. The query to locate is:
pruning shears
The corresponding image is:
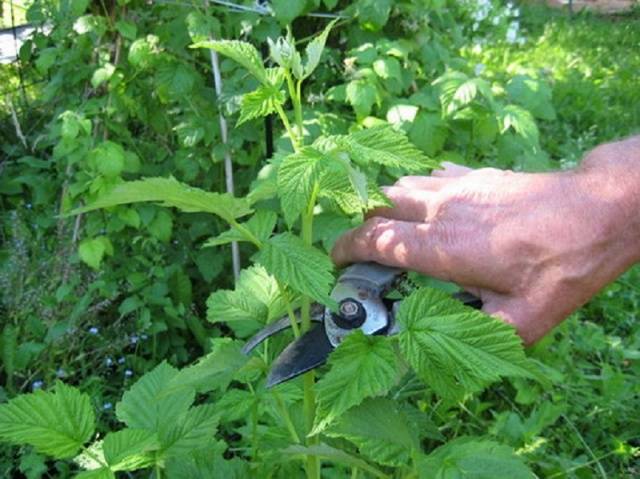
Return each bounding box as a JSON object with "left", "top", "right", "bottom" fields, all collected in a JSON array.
[{"left": 242, "top": 262, "right": 482, "bottom": 387}]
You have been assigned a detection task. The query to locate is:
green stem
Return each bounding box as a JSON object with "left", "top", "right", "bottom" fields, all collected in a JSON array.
[
  {"left": 155, "top": 462, "right": 162, "bottom": 479},
  {"left": 301, "top": 183, "right": 321, "bottom": 479},
  {"left": 293, "top": 77, "right": 304, "bottom": 141},
  {"left": 230, "top": 219, "right": 262, "bottom": 248},
  {"left": 284, "top": 71, "right": 305, "bottom": 148},
  {"left": 83, "top": 446, "right": 108, "bottom": 469},
  {"left": 273, "top": 390, "right": 301, "bottom": 443},
  {"left": 278, "top": 281, "right": 301, "bottom": 338},
  {"left": 303, "top": 372, "right": 319, "bottom": 479},
  {"left": 275, "top": 104, "right": 300, "bottom": 152},
  {"left": 300, "top": 182, "right": 319, "bottom": 334},
  {"left": 251, "top": 397, "right": 259, "bottom": 462}
]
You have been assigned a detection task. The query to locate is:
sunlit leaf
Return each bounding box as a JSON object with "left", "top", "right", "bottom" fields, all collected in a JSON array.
[
  {"left": 397, "top": 288, "right": 534, "bottom": 400},
  {"left": 103, "top": 429, "right": 158, "bottom": 471},
  {"left": 116, "top": 362, "right": 194, "bottom": 431},
  {"left": 313, "top": 331, "right": 400, "bottom": 433},
  {"left": 193, "top": 40, "right": 268, "bottom": 85},
  {"left": 0, "top": 382, "right": 95, "bottom": 459},
  {"left": 70, "top": 177, "right": 252, "bottom": 225},
  {"left": 257, "top": 233, "right": 335, "bottom": 306},
  {"left": 304, "top": 19, "right": 337, "bottom": 78},
  {"left": 207, "top": 266, "right": 286, "bottom": 324}
]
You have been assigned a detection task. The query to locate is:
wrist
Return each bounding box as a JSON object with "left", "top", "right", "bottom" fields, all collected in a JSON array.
[{"left": 574, "top": 136, "right": 640, "bottom": 264}]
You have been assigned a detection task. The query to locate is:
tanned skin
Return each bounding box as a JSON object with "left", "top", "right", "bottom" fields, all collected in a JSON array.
[{"left": 332, "top": 136, "right": 640, "bottom": 345}]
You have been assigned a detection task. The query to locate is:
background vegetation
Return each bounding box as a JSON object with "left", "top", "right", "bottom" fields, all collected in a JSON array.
[{"left": 0, "top": 1, "right": 639, "bottom": 477}]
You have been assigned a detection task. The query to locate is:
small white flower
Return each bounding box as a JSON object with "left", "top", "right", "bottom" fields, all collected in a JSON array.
[
  {"left": 124, "top": 369, "right": 133, "bottom": 377},
  {"left": 56, "top": 368, "right": 66, "bottom": 378},
  {"left": 103, "top": 402, "right": 113, "bottom": 410},
  {"left": 141, "top": 334, "right": 148, "bottom": 341},
  {"left": 32, "top": 380, "right": 44, "bottom": 391},
  {"left": 117, "top": 357, "right": 125, "bottom": 364},
  {"left": 130, "top": 335, "right": 139, "bottom": 345},
  {"left": 492, "top": 16, "right": 500, "bottom": 26},
  {"left": 105, "top": 357, "right": 113, "bottom": 367},
  {"left": 88, "top": 326, "right": 99, "bottom": 335}
]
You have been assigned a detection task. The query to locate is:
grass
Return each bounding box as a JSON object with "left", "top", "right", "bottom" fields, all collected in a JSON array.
[{"left": 466, "top": 5, "right": 640, "bottom": 165}]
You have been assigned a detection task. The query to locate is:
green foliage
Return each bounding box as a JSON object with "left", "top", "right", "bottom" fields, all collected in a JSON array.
[
  {"left": 102, "top": 429, "right": 158, "bottom": 471},
  {"left": 326, "top": 398, "right": 419, "bottom": 467},
  {"left": 398, "top": 288, "right": 533, "bottom": 399},
  {"left": 207, "top": 265, "right": 285, "bottom": 326},
  {"left": 193, "top": 40, "right": 269, "bottom": 85},
  {"left": 71, "top": 177, "right": 252, "bottom": 224},
  {"left": 281, "top": 443, "right": 388, "bottom": 478},
  {"left": 0, "top": 382, "right": 94, "bottom": 459},
  {"left": 340, "top": 125, "right": 438, "bottom": 171},
  {"left": 2, "top": 1, "right": 639, "bottom": 478},
  {"left": 116, "top": 362, "right": 194, "bottom": 431},
  {"left": 420, "top": 437, "right": 535, "bottom": 479},
  {"left": 167, "top": 339, "right": 248, "bottom": 393},
  {"left": 313, "top": 332, "right": 400, "bottom": 433},
  {"left": 277, "top": 147, "right": 326, "bottom": 226},
  {"left": 78, "top": 236, "right": 113, "bottom": 270},
  {"left": 257, "top": 233, "right": 335, "bottom": 306},
  {"left": 204, "top": 210, "right": 277, "bottom": 247},
  {"left": 238, "top": 82, "right": 286, "bottom": 126}
]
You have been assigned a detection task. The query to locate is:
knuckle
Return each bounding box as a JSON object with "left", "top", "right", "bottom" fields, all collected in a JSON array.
[
  {"left": 394, "top": 176, "right": 413, "bottom": 188},
  {"left": 473, "top": 167, "right": 513, "bottom": 177},
  {"left": 362, "top": 216, "right": 388, "bottom": 254}
]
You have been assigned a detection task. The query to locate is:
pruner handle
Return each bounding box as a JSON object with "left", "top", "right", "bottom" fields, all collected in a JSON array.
[{"left": 452, "top": 291, "right": 483, "bottom": 310}]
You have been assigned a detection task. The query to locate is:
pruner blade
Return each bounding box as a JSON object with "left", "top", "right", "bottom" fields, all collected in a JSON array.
[
  {"left": 266, "top": 323, "right": 334, "bottom": 387},
  {"left": 241, "top": 305, "right": 324, "bottom": 356},
  {"left": 242, "top": 262, "right": 483, "bottom": 388}
]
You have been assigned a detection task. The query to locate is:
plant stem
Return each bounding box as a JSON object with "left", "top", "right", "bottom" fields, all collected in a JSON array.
[
  {"left": 230, "top": 219, "right": 262, "bottom": 248},
  {"left": 301, "top": 184, "right": 321, "bottom": 479},
  {"left": 284, "top": 72, "right": 304, "bottom": 137},
  {"left": 279, "top": 65, "right": 319, "bottom": 479},
  {"left": 273, "top": 390, "right": 301, "bottom": 443},
  {"left": 288, "top": 74, "right": 304, "bottom": 141},
  {"left": 82, "top": 446, "right": 108, "bottom": 468},
  {"left": 278, "top": 281, "right": 301, "bottom": 338},
  {"left": 275, "top": 104, "right": 300, "bottom": 152}
]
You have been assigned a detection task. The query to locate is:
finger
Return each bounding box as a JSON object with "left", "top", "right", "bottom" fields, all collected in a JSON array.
[
  {"left": 394, "top": 175, "right": 449, "bottom": 191},
  {"left": 367, "top": 186, "right": 433, "bottom": 222},
  {"left": 331, "top": 216, "right": 466, "bottom": 284},
  {"left": 431, "top": 161, "right": 473, "bottom": 178}
]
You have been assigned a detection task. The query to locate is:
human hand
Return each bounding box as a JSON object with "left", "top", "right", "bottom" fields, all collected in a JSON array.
[{"left": 332, "top": 146, "right": 640, "bottom": 345}]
